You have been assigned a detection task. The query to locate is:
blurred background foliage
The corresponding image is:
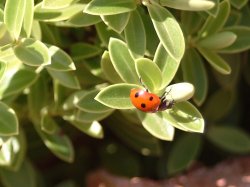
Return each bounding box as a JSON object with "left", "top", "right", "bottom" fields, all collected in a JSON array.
[{"left": 0, "top": 0, "right": 250, "bottom": 186}]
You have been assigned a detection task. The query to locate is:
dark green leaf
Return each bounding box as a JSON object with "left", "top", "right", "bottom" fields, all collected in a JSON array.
[
  {"left": 167, "top": 134, "right": 202, "bottom": 174},
  {"left": 207, "top": 126, "right": 250, "bottom": 153},
  {"left": 124, "top": 10, "right": 146, "bottom": 57},
  {"left": 181, "top": 48, "right": 208, "bottom": 105}
]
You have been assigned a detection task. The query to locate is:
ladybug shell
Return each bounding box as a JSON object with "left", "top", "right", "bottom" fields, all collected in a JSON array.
[{"left": 130, "top": 88, "right": 161, "bottom": 112}]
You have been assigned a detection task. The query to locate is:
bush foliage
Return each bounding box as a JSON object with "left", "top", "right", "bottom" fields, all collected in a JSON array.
[{"left": 0, "top": 0, "right": 250, "bottom": 186}]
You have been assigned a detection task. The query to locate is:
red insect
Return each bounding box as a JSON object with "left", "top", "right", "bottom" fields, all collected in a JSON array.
[{"left": 130, "top": 79, "right": 174, "bottom": 113}]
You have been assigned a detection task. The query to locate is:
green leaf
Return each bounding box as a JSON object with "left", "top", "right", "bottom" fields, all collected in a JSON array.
[
  {"left": 108, "top": 112, "right": 162, "bottom": 156},
  {"left": 28, "top": 74, "right": 49, "bottom": 121},
  {"left": 14, "top": 38, "right": 50, "bottom": 67},
  {"left": 47, "top": 69, "right": 80, "bottom": 89},
  {"left": 35, "top": 124, "right": 74, "bottom": 162},
  {"left": 0, "top": 69, "right": 38, "bottom": 99},
  {"left": 137, "top": 112, "right": 175, "bottom": 141},
  {"left": 135, "top": 58, "right": 162, "bottom": 92},
  {"left": 159, "top": 0, "right": 215, "bottom": 11},
  {"left": 102, "top": 12, "right": 130, "bottom": 33},
  {"left": 153, "top": 43, "right": 180, "bottom": 88},
  {"left": 75, "top": 110, "right": 113, "bottom": 123},
  {"left": 109, "top": 38, "right": 138, "bottom": 84},
  {"left": 230, "top": 0, "right": 248, "bottom": 9},
  {"left": 70, "top": 43, "right": 102, "bottom": 61},
  {"left": 124, "top": 10, "right": 146, "bottom": 57},
  {"left": 21, "top": 0, "right": 34, "bottom": 38},
  {"left": 219, "top": 26, "right": 250, "bottom": 53},
  {"left": 31, "top": 21, "right": 42, "bottom": 40},
  {"left": 181, "top": 12, "right": 203, "bottom": 35},
  {"left": 167, "top": 134, "right": 201, "bottom": 174},
  {"left": 84, "top": 0, "right": 136, "bottom": 15},
  {"left": 0, "top": 160, "right": 36, "bottom": 187},
  {"left": 0, "top": 60, "right": 6, "bottom": 81},
  {"left": 95, "top": 83, "right": 141, "bottom": 109},
  {"left": 101, "top": 51, "right": 123, "bottom": 83},
  {"left": 197, "top": 46, "right": 231, "bottom": 74},
  {"left": 42, "top": 0, "right": 76, "bottom": 9},
  {"left": 198, "top": 31, "right": 237, "bottom": 50},
  {"left": 141, "top": 10, "right": 159, "bottom": 56},
  {"left": 199, "top": 0, "right": 230, "bottom": 37},
  {"left": 147, "top": 3, "right": 185, "bottom": 62},
  {"left": 76, "top": 89, "right": 113, "bottom": 113},
  {"left": 206, "top": 0, "right": 219, "bottom": 16},
  {"left": 164, "top": 101, "right": 204, "bottom": 133},
  {"left": 202, "top": 89, "right": 235, "bottom": 121},
  {"left": 95, "top": 22, "right": 123, "bottom": 47},
  {"left": 46, "top": 45, "right": 76, "bottom": 71},
  {"left": 62, "top": 90, "right": 86, "bottom": 111},
  {"left": 64, "top": 12, "right": 101, "bottom": 27},
  {"left": 4, "top": 0, "right": 26, "bottom": 39},
  {"left": 0, "top": 102, "right": 18, "bottom": 136},
  {"left": 181, "top": 48, "right": 208, "bottom": 106},
  {"left": 67, "top": 120, "right": 104, "bottom": 139},
  {"left": 207, "top": 126, "right": 250, "bottom": 153},
  {"left": 34, "top": 3, "right": 84, "bottom": 22},
  {"left": 41, "top": 113, "right": 59, "bottom": 134}
]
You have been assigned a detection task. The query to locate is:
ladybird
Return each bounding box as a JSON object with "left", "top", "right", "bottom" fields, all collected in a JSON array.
[{"left": 130, "top": 88, "right": 174, "bottom": 113}]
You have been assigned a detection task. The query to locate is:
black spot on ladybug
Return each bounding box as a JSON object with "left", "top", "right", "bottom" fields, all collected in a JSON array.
[
  {"left": 149, "top": 96, "right": 153, "bottom": 101},
  {"left": 135, "top": 92, "right": 139, "bottom": 98},
  {"left": 141, "top": 103, "right": 146, "bottom": 108}
]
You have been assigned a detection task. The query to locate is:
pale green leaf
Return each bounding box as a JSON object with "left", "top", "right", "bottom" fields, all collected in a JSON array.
[
  {"left": 95, "top": 83, "right": 141, "bottom": 109},
  {"left": 47, "top": 69, "right": 80, "bottom": 89},
  {"left": 63, "top": 12, "right": 101, "bottom": 27},
  {"left": 46, "top": 45, "right": 76, "bottom": 71},
  {"left": 42, "top": 0, "right": 76, "bottom": 9},
  {"left": 137, "top": 112, "right": 175, "bottom": 141},
  {"left": 109, "top": 38, "right": 138, "bottom": 84},
  {"left": 76, "top": 89, "right": 113, "bottom": 113},
  {"left": 147, "top": 3, "right": 185, "bottom": 62},
  {"left": 230, "top": 0, "right": 248, "bottom": 9},
  {"left": 34, "top": 2, "right": 84, "bottom": 22},
  {"left": 1, "top": 69, "right": 38, "bottom": 99},
  {"left": 135, "top": 58, "right": 162, "bottom": 92},
  {"left": 4, "top": 0, "right": 26, "bottom": 39},
  {"left": 0, "top": 60, "right": 6, "bottom": 81},
  {"left": 84, "top": 0, "right": 136, "bottom": 15},
  {"left": 0, "top": 102, "right": 18, "bottom": 136},
  {"left": 67, "top": 120, "right": 104, "bottom": 139},
  {"left": 62, "top": 90, "right": 86, "bottom": 111},
  {"left": 75, "top": 110, "right": 113, "bottom": 123},
  {"left": 70, "top": 43, "right": 102, "bottom": 61},
  {"left": 164, "top": 101, "right": 204, "bottom": 133},
  {"left": 198, "top": 31, "right": 237, "bottom": 50},
  {"left": 21, "top": 0, "right": 34, "bottom": 38},
  {"left": 101, "top": 51, "right": 123, "bottom": 83},
  {"left": 153, "top": 43, "right": 180, "bottom": 88},
  {"left": 14, "top": 38, "right": 50, "bottom": 66},
  {"left": 102, "top": 12, "right": 130, "bottom": 33}
]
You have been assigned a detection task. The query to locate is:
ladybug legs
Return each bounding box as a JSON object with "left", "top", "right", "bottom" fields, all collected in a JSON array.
[
  {"left": 158, "top": 88, "right": 175, "bottom": 111},
  {"left": 139, "top": 77, "right": 149, "bottom": 92}
]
